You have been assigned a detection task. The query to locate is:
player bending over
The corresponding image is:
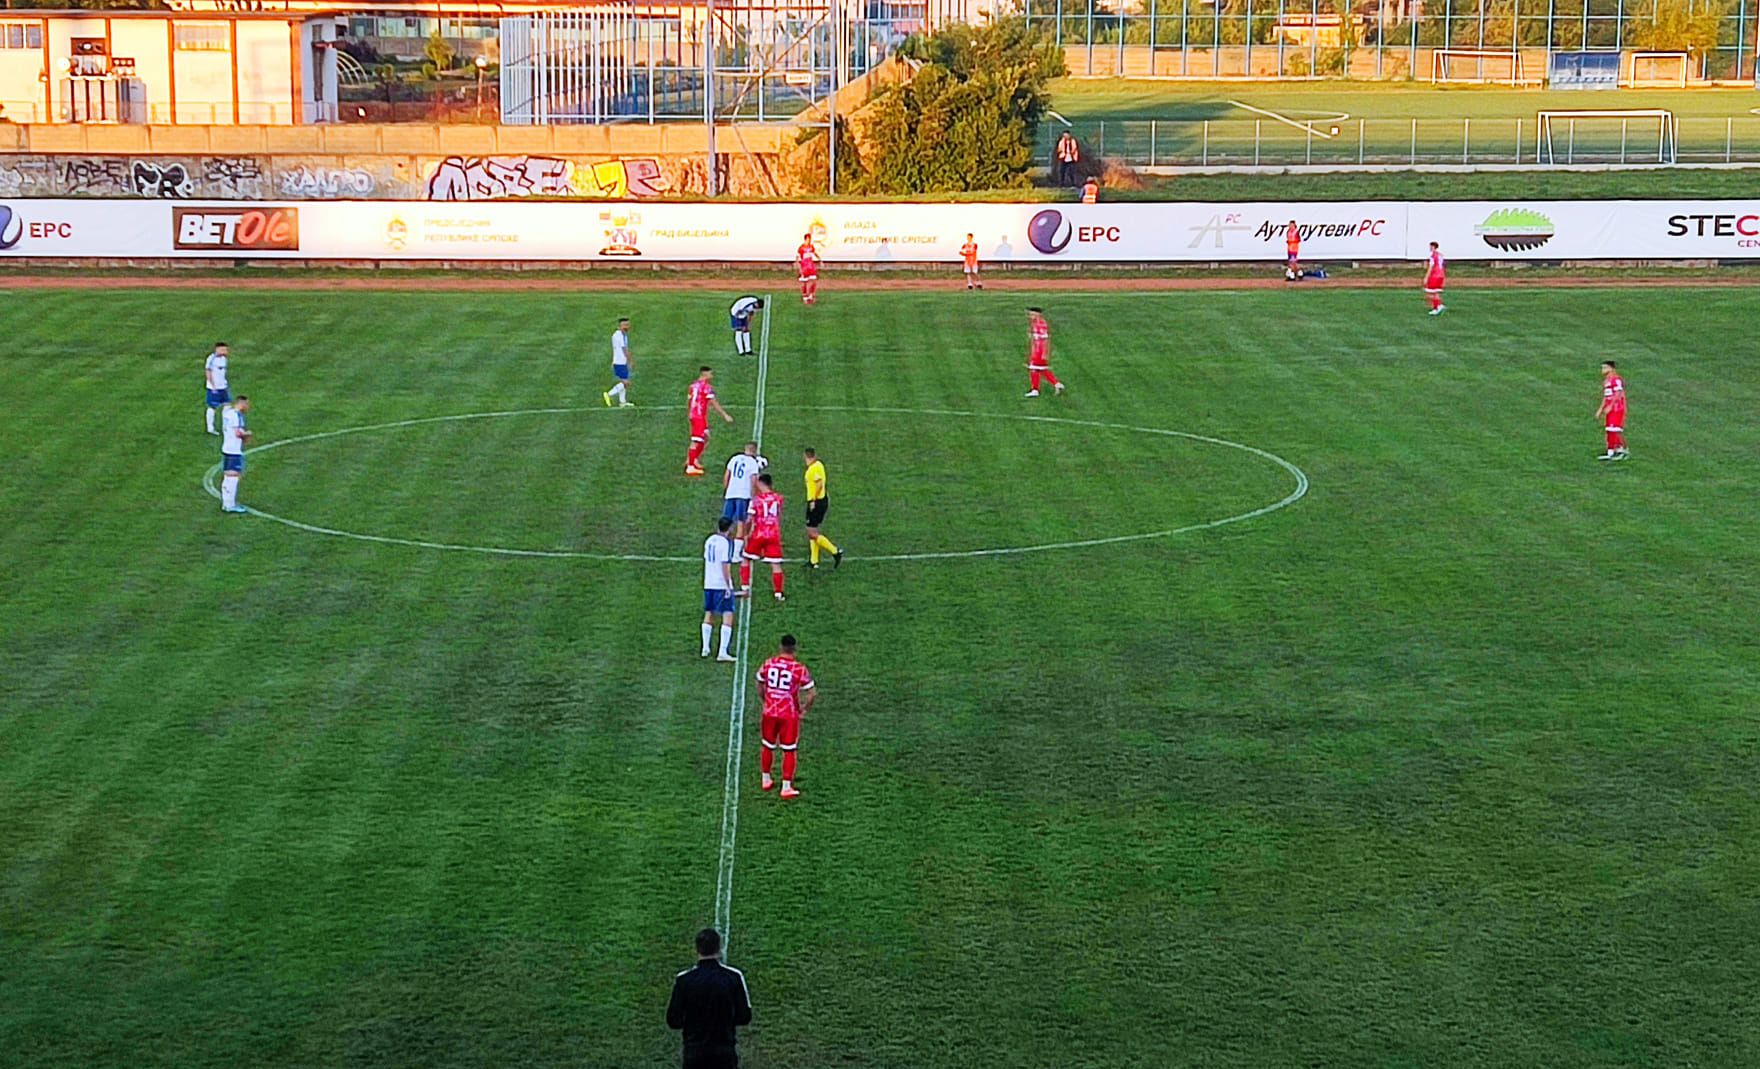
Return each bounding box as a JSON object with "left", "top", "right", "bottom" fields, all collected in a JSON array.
[
  {"left": 960, "top": 233, "right": 982, "bottom": 291},
  {"left": 218, "top": 395, "right": 252, "bottom": 513},
  {"left": 1025, "top": 307, "right": 1064, "bottom": 398},
  {"left": 1424, "top": 242, "right": 1447, "bottom": 316},
  {"left": 702, "top": 517, "right": 740, "bottom": 662},
  {"left": 204, "top": 342, "right": 230, "bottom": 435},
  {"left": 604, "top": 317, "right": 634, "bottom": 408},
  {"left": 742, "top": 473, "right": 787, "bottom": 602},
  {"left": 730, "top": 296, "right": 763, "bottom": 355},
  {"left": 1596, "top": 361, "right": 1629, "bottom": 461},
  {"left": 757, "top": 634, "right": 816, "bottom": 799},
  {"left": 803, "top": 448, "right": 841, "bottom": 569},
  {"left": 796, "top": 234, "right": 819, "bottom": 305},
  {"left": 686, "top": 366, "right": 735, "bottom": 477}
]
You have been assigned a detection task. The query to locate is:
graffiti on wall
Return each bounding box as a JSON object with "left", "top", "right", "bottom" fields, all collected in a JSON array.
[
  {"left": 424, "top": 156, "right": 668, "bottom": 201},
  {"left": 278, "top": 165, "right": 377, "bottom": 198},
  {"left": 5, "top": 152, "right": 769, "bottom": 200}
]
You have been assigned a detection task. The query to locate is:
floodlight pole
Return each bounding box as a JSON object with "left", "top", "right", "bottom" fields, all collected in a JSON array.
[
  {"left": 705, "top": 0, "right": 717, "bottom": 197},
  {"left": 828, "top": 0, "right": 839, "bottom": 195}
]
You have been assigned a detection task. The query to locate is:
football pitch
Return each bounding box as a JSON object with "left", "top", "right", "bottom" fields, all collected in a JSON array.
[{"left": 3, "top": 283, "right": 1760, "bottom": 1068}]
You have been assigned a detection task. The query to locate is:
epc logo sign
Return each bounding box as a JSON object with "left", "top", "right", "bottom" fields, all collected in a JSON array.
[
  {"left": 0, "top": 205, "right": 23, "bottom": 251},
  {"left": 1027, "top": 209, "right": 1123, "bottom": 255}
]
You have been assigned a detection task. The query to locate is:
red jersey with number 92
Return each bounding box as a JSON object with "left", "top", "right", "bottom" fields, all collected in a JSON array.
[{"left": 757, "top": 655, "right": 814, "bottom": 719}]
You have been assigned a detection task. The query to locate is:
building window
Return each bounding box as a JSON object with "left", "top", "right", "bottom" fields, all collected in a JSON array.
[
  {"left": 0, "top": 23, "right": 44, "bottom": 50},
  {"left": 174, "top": 23, "right": 230, "bottom": 52}
]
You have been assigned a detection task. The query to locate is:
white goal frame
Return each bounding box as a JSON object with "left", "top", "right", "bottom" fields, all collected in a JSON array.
[
  {"left": 1431, "top": 48, "right": 1527, "bottom": 85},
  {"left": 1625, "top": 51, "right": 1690, "bottom": 88},
  {"left": 1536, "top": 109, "right": 1678, "bottom": 165}
]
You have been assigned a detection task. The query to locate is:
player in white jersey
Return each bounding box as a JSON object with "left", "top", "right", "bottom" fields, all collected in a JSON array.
[
  {"left": 722, "top": 440, "right": 767, "bottom": 531},
  {"left": 729, "top": 296, "right": 763, "bottom": 356},
  {"left": 702, "top": 517, "right": 740, "bottom": 662},
  {"left": 603, "top": 317, "right": 634, "bottom": 408},
  {"left": 218, "top": 395, "right": 252, "bottom": 513},
  {"left": 204, "top": 342, "right": 230, "bottom": 435}
]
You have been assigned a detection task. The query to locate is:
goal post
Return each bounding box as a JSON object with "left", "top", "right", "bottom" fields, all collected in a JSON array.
[
  {"left": 1625, "top": 51, "right": 1690, "bottom": 88},
  {"left": 1536, "top": 110, "right": 1678, "bottom": 165},
  {"left": 1431, "top": 48, "right": 1526, "bottom": 85}
]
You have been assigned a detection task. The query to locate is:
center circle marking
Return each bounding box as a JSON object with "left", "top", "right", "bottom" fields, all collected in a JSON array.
[{"left": 202, "top": 406, "right": 1309, "bottom": 562}]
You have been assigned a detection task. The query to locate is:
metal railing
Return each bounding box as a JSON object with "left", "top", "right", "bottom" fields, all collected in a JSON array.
[{"left": 1044, "top": 116, "right": 1760, "bottom": 168}]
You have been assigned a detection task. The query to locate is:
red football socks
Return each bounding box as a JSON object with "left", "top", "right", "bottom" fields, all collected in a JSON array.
[
  {"left": 740, "top": 562, "right": 752, "bottom": 588},
  {"left": 772, "top": 572, "right": 784, "bottom": 595},
  {"left": 687, "top": 441, "right": 704, "bottom": 467},
  {"left": 782, "top": 751, "right": 796, "bottom": 781},
  {"left": 760, "top": 745, "right": 773, "bottom": 774}
]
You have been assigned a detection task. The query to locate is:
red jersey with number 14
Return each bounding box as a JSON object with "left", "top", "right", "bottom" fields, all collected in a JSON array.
[
  {"left": 750, "top": 490, "right": 783, "bottom": 537},
  {"left": 757, "top": 654, "right": 814, "bottom": 720},
  {"left": 688, "top": 380, "right": 716, "bottom": 423}
]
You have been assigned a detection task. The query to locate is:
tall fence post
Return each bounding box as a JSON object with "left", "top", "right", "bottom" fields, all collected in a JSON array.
[
  {"left": 1410, "top": 118, "right": 1417, "bottom": 164},
  {"left": 1620, "top": 118, "right": 1628, "bottom": 163},
  {"left": 1306, "top": 124, "right": 1312, "bottom": 165},
  {"left": 1255, "top": 119, "right": 1261, "bottom": 167},
  {"left": 1359, "top": 118, "right": 1365, "bottom": 164},
  {"left": 1463, "top": 117, "right": 1470, "bottom": 164},
  {"left": 1727, "top": 116, "right": 1734, "bottom": 162},
  {"left": 1515, "top": 118, "right": 1522, "bottom": 164},
  {"left": 1201, "top": 120, "right": 1208, "bottom": 167},
  {"left": 1151, "top": 119, "right": 1157, "bottom": 167},
  {"left": 1098, "top": 120, "right": 1105, "bottom": 158}
]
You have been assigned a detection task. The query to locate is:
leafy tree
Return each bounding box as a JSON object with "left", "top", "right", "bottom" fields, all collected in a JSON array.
[
  {"left": 850, "top": 17, "right": 1064, "bottom": 194},
  {"left": 1625, "top": 0, "right": 1726, "bottom": 57},
  {"left": 423, "top": 29, "right": 455, "bottom": 73}
]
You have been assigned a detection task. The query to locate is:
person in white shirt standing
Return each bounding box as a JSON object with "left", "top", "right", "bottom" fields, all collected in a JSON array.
[
  {"left": 729, "top": 296, "right": 763, "bottom": 356},
  {"left": 603, "top": 317, "right": 634, "bottom": 408},
  {"left": 219, "top": 395, "right": 252, "bottom": 513},
  {"left": 702, "top": 517, "right": 740, "bottom": 662},
  {"left": 204, "top": 342, "right": 230, "bottom": 435}
]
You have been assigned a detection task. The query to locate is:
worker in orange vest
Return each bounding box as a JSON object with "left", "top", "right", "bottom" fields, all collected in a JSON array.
[
  {"left": 1054, "top": 130, "right": 1080, "bottom": 187},
  {"left": 1080, "top": 177, "right": 1099, "bottom": 204}
]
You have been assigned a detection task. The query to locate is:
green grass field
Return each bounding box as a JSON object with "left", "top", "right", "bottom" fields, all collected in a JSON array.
[
  {"left": 1046, "top": 80, "right": 1760, "bottom": 168},
  {"left": 4, "top": 284, "right": 1760, "bottom": 1068}
]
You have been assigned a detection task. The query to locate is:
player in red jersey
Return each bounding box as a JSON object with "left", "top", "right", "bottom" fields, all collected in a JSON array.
[
  {"left": 686, "top": 366, "right": 734, "bottom": 476},
  {"left": 796, "top": 233, "right": 820, "bottom": 305},
  {"left": 1284, "top": 220, "right": 1302, "bottom": 281},
  {"left": 741, "top": 473, "right": 786, "bottom": 601},
  {"left": 756, "top": 633, "right": 816, "bottom": 798},
  {"left": 1596, "top": 360, "right": 1629, "bottom": 461},
  {"left": 960, "top": 233, "right": 982, "bottom": 290},
  {"left": 1024, "top": 307, "right": 1063, "bottom": 398},
  {"left": 1424, "top": 241, "right": 1447, "bottom": 315}
]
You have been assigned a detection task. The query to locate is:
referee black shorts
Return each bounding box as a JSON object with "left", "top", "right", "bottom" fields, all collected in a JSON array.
[{"left": 805, "top": 498, "right": 828, "bottom": 527}]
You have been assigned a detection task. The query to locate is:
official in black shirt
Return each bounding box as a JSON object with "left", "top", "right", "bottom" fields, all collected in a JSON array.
[{"left": 667, "top": 928, "right": 752, "bottom": 1069}]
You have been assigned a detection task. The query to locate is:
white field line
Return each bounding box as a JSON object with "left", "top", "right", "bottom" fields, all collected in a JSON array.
[
  {"left": 1228, "top": 99, "right": 1348, "bottom": 139},
  {"left": 713, "top": 293, "right": 770, "bottom": 952},
  {"left": 201, "top": 405, "right": 1307, "bottom": 563}
]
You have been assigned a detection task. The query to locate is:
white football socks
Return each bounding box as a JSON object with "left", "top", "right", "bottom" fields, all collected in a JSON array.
[
  {"left": 701, "top": 623, "right": 713, "bottom": 656},
  {"left": 221, "top": 474, "right": 237, "bottom": 509},
  {"left": 719, "top": 625, "right": 733, "bottom": 658},
  {"left": 610, "top": 381, "right": 626, "bottom": 402},
  {"left": 206, "top": 408, "right": 216, "bottom": 433}
]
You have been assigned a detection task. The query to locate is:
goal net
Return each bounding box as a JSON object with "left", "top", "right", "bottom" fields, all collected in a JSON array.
[
  {"left": 1625, "top": 51, "right": 1689, "bottom": 88},
  {"left": 1431, "top": 49, "right": 1526, "bottom": 85},
  {"left": 1536, "top": 110, "right": 1678, "bottom": 164}
]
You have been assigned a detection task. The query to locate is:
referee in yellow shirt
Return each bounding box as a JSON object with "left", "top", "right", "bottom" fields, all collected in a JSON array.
[{"left": 803, "top": 447, "right": 842, "bottom": 568}]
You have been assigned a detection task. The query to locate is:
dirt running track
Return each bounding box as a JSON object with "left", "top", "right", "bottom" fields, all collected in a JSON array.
[{"left": 0, "top": 273, "right": 1753, "bottom": 293}]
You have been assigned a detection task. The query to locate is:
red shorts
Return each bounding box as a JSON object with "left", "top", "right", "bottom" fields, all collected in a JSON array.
[
  {"left": 744, "top": 531, "right": 782, "bottom": 562},
  {"left": 1606, "top": 407, "right": 1626, "bottom": 429},
  {"left": 799, "top": 266, "right": 818, "bottom": 281},
  {"left": 690, "top": 418, "right": 708, "bottom": 442},
  {"left": 1425, "top": 272, "right": 1445, "bottom": 291},
  {"left": 761, "top": 714, "right": 800, "bottom": 748}
]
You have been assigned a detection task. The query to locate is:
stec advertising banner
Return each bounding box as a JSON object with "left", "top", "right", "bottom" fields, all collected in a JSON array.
[
  {"left": 2, "top": 198, "right": 1758, "bottom": 262},
  {"left": 1406, "top": 201, "right": 1760, "bottom": 260}
]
